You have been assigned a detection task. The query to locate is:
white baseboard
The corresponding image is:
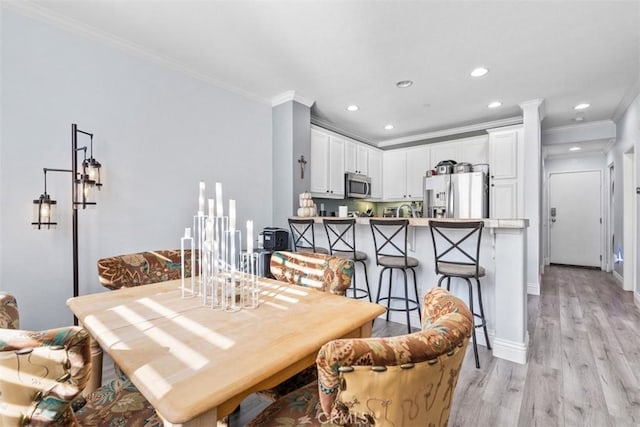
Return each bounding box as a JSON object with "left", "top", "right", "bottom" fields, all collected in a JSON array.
[
  {"left": 612, "top": 270, "right": 624, "bottom": 288},
  {"left": 528, "top": 282, "right": 540, "bottom": 296},
  {"left": 492, "top": 334, "right": 529, "bottom": 365}
]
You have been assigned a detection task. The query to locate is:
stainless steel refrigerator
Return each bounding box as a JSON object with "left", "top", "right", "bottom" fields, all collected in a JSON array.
[{"left": 423, "top": 171, "right": 489, "bottom": 218}]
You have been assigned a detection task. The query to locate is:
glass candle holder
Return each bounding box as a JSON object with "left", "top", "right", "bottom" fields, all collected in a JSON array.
[
  {"left": 240, "top": 252, "right": 261, "bottom": 309},
  {"left": 180, "top": 233, "right": 196, "bottom": 298}
]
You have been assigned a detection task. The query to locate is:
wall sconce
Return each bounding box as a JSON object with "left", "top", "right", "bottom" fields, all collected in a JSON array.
[{"left": 32, "top": 123, "right": 104, "bottom": 323}]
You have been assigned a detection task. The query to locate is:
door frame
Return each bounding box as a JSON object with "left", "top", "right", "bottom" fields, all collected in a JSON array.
[
  {"left": 546, "top": 168, "right": 604, "bottom": 269},
  {"left": 623, "top": 148, "right": 636, "bottom": 293},
  {"left": 606, "top": 162, "right": 615, "bottom": 273}
]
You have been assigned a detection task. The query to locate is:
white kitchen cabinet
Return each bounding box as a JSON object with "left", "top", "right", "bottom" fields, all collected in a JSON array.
[
  {"left": 345, "top": 140, "right": 369, "bottom": 174},
  {"left": 383, "top": 146, "right": 429, "bottom": 201},
  {"left": 489, "top": 129, "right": 518, "bottom": 179},
  {"left": 405, "top": 146, "right": 430, "bottom": 199},
  {"left": 490, "top": 179, "right": 518, "bottom": 218},
  {"left": 458, "top": 136, "right": 489, "bottom": 165},
  {"left": 310, "top": 128, "right": 345, "bottom": 198},
  {"left": 430, "top": 141, "right": 459, "bottom": 169},
  {"left": 368, "top": 148, "right": 383, "bottom": 199},
  {"left": 488, "top": 126, "right": 523, "bottom": 218},
  {"left": 382, "top": 150, "right": 406, "bottom": 200}
]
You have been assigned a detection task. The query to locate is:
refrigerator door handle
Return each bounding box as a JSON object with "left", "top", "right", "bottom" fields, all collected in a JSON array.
[{"left": 447, "top": 175, "right": 453, "bottom": 218}]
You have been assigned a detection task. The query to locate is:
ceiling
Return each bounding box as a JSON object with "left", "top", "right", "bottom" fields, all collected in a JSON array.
[{"left": 6, "top": 1, "right": 640, "bottom": 148}]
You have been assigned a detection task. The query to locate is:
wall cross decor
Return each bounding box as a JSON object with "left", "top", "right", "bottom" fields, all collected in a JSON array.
[{"left": 297, "top": 155, "right": 307, "bottom": 179}]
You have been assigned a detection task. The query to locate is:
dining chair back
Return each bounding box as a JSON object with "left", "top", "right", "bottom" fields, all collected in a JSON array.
[
  {"left": 322, "top": 218, "right": 371, "bottom": 300},
  {"left": 247, "top": 287, "right": 473, "bottom": 427},
  {"left": 97, "top": 249, "right": 196, "bottom": 290}
]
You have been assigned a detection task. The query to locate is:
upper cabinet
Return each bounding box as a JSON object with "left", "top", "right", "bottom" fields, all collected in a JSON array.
[
  {"left": 382, "top": 146, "right": 429, "bottom": 201},
  {"left": 429, "top": 142, "right": 459, "bottom": 169},
  {"left": 487, "top": 125, "right": 523, "bottom": 218},
  {"left": 310, "top": 128, "right": 345, "bottom": 198},
  {"left": 344, "top": 140, "right": 369, "bottom": 175},
  {"left": 368, "top": 148, "right": 383, "bottom": 200},
  {"left": 458, "top": 136, "right": 489, "bottom": 165}
]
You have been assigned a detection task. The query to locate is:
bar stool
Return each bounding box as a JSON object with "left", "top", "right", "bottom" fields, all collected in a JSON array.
[
  {"left": 369, "top": 219, "right": 421, "bottom": 333},
  {"left": 288, "top": 218, "right": 329, "bottom": 254},
  {"left": 429, "top": 220, "right": 490, "bottom": 368},
  {"left": 323, "top": 218, "right": 371, "bottom": 301}
]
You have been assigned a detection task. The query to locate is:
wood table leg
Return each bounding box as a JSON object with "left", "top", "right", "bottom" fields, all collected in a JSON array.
[{"left": 83, "top": 334, "right": 103, "bottom": 396}]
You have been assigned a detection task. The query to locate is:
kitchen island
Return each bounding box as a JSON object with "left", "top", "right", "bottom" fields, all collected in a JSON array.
[{"left": 291, "top": 216, "right": 529, "bottom": 365}]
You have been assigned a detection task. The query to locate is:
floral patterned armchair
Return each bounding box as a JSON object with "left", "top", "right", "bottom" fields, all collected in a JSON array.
[
  {"left": 247, "top": 287, "right": 473, "bottom": 427},
  {"left": 97, "top": 249, "right": 196, "bottom": 290},
  {"left": 0, "top": 293, "right": 159, "bottom": 426},
  {"left": 0, "top": 293, "right": 91, "bottom": 426},
  {"left": 269, "top": 250, "right": 354, "bottom": 296}
]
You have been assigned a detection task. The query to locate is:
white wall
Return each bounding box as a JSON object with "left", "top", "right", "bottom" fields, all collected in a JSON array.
[
  {"left": 0, "top": 10, "right": 272, "bottom": 329},
  {"left": 607, "top": 93, "right": 640, "bottom": 295}
]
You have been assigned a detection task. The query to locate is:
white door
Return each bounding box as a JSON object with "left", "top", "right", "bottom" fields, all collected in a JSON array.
[{"left": 549, "top": 171, "right": 602, "bottom": 267}]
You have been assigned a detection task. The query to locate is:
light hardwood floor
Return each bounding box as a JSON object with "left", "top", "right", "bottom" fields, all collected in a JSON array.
[{"left": 103, "top": 265, "right": 640, "bottom": 426}]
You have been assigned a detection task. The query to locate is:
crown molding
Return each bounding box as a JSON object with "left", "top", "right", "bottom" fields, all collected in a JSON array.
[
  {"left": 519, "top": 98, "right": 546, "bottom": 120},
  {"left": 612, "top": 76, "right": 640, "bottom": 123},
  {"left": 377, "top": 116, "right": 522, "bottom": 148},
  {"left": 542, "top": 120, "right": 616, "bottom": 145},
  {"left": 271, "top": 91, "right": 315, "bottom": 108},
  {"left": 2, "top": 1, "right": 270, "bottom": 105}
]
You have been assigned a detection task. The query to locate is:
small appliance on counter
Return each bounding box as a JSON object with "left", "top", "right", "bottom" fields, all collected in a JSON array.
[
  {"left": 260, "top": 227, "right": 289, "bottom": 251},
  {"left": 257, "top": 227, "right": 290, "bottom": 279}
]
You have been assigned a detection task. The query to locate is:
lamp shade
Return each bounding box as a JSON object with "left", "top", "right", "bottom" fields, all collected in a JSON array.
[
  {"left": 83, "top": 157, "right": 102, "bottom": 188},
  {"left": 74, "top": 174, "right": 97, "bottom": 208},
  {"left": 32, "top": 194, "right": 57, "bottom": 229}
]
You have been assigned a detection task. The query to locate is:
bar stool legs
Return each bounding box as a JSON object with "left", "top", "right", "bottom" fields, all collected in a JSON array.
[
  {"left": 375, "top": 266, "right": 421, "bottom": 334},
  {"left": 438, "top": 276, "right": 490, "bottom": 369}
]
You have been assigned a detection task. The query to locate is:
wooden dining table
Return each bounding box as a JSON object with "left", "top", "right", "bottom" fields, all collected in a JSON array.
[{"left": 67, "top": 276, "right": 386, "bottom": 426}]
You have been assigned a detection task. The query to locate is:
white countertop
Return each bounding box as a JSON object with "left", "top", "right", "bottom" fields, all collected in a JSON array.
[{"left": 292, "top": 216, "right": 529, "bottom": 229}]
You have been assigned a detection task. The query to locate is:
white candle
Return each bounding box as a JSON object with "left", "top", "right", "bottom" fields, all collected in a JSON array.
[
  {"left": 229, "top": 199, "right": 236, "bottom": 231},
  {"left": 246, "top": 220, "right": 253, "bottom": 254},
  {"left": 198, "top": 181, "right": 205, "bottom": 216},
  {"left": 216, "top": 182, "right": 223, "bottom": 217},
  {"left": 184, "top": 227, "right": 191, "bottom": 239},
  {"left": 208, "top": 199, "right": 214, "bottom": 218}
]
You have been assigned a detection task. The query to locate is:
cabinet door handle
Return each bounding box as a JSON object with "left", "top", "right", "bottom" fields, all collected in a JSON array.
[{"left": 491, "top": 184, "right": 495, "bottom": 187}]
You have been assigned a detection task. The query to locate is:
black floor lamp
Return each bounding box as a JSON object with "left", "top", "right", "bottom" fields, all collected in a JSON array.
[{"left": 32, "top": 123, "right": 103, "bottom": 325}]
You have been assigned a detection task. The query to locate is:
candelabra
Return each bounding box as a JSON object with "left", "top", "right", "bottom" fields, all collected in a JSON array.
[{"left": 181, "top": 182, "right": 259, "bottom": 311}]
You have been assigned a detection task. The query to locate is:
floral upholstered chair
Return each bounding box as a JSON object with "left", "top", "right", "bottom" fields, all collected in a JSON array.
[
  {"left": 247, "top": 287, "right": 473, "bottom": 427},
  {"left": 0, "top": 293, "right": 160, "bottom": 427},
  {"left": 269, "top": 250, "right": 354, "bottom": 296},
  {"left": 256, "top": 251, "right": 356, "bottom": 403},
  {"left": 97, "top": 249, "right": 196, "bottom": 290}
]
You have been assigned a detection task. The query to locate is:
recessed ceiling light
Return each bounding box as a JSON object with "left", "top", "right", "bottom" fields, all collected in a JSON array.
[
  {"left": 569, "top": 146, "right": 582, "bottom": 152},
  {"left": 396, "top": 80, "right": 413, "bottom": 88},
  {"left": 384, "top": 124, "right": 394, "bottom": 130},
  {"left": 573, "top": 116, "right": 585, "bottom": 122},
  {"left": 470, "top": 67, "right": 489, "bottom": 77},
  {"left": 488, "top": 101, "right": 502, "bottom": 108},
  {"left": 346, "top": 105, "right": 359, "bottom": 111},
  {"left": 574, "top": 103, "right": 590, "bottom": 110}
]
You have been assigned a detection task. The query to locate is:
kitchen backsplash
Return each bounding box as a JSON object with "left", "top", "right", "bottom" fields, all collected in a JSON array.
[{"left": 313, "top": 198, "right": 423, "bottom": 217}]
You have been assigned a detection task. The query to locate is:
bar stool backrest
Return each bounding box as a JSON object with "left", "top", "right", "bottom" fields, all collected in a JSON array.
[
  {"left": 369, "top": 219, "right": 411, "bottom": 267},
  {"left": 323, "top": 218, "right": 357, "bottom": 256},
  {"left": 288, "top": 218, "right": 319, "bottom": 252},
  {"left": 429, "top": 220, "right": 484, "bottom": 278}
]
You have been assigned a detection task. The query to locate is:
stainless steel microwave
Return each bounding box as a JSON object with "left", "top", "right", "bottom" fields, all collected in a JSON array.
[{"left": 345, "top": 172, "right": 371, "bottom": 198}]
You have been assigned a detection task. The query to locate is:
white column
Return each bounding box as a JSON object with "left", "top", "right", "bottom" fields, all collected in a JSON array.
[{"left": 519, "top": 99, "right": 545, "bottom": 296}]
